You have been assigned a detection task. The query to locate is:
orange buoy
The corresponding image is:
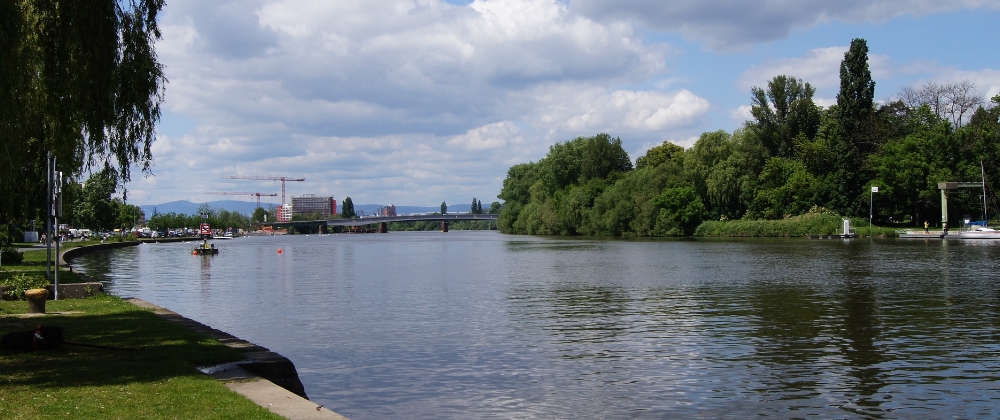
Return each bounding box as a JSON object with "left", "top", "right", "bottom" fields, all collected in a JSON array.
[{"left": 277, "top": 248, "right": 282, "bottom": 254}]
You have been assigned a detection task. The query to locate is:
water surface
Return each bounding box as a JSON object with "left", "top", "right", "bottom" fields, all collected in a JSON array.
[{"left": 73, "top": 232, "right": 1000, "bottom": 419}]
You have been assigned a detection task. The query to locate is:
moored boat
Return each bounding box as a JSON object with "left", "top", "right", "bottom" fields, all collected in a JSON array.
[{"left": 958, "top": 226, "right": 1000, "bottom": 239}]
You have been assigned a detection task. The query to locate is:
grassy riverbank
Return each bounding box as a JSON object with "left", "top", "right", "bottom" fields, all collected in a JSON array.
[
  {"left": 0, "top": 245, "right": 283, "bottom": 419},
  {"left": 0, "top": 295, "right": 283, "bottom": 419},
  {"left": 1, "top": 240, "right": 106, "bottom": 285},
  {"left": 694, "top": 211, "right": 898, "bottom": 237}
]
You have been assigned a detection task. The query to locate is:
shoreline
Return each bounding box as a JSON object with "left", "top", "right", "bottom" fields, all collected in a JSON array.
[{"left": 59, "top": 241, "right": 347, "bottom": 419}]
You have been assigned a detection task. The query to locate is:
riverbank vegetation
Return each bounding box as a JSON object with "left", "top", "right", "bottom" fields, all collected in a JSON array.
[
  {"left": 1, "top": 241, "right": 103, "bottom": 287},
  {"left": 498, "top": 38, "right": 1000, "bottom": 237},
  {"left": 0, "top": 295, "right": 282, "bottom": 419}
]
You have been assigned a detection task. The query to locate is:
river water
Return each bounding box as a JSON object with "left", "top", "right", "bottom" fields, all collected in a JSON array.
[{"left": 72, "top": 231, "right": 1000, "bottom": 419}]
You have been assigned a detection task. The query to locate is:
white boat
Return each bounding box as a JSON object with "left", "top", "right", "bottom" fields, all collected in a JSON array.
[
  {"left": 959, "top": 161, "right": 997, "bottom": 240},
  {"left": 958, "top": 226, "right": 1000, "bottom": 239}
]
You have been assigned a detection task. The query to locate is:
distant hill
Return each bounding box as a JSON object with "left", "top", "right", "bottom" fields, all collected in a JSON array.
[{"left": 140, "top": 201, "right": 473, "bottom": 217}]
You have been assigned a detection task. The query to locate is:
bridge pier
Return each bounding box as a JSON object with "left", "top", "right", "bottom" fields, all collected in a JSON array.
[
  {"left": 319, "top": 224, "right": 328, "bottom": 234},
  {"left": 379, "top": 222, "right": 387, "bottom": 233},
  {"left": 440, "top": 221, "right": 448, "bottom": 232}
]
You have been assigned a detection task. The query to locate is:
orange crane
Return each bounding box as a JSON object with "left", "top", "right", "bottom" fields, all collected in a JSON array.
[
  {"left": 221, "top": 176, "right": 305, "bottom": 206},
  {"left": 205, "top": 192, "right": 279, "bottom": 209}
]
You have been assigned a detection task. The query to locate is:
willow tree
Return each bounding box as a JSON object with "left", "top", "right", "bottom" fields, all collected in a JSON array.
[{"left": 0, "top": 0, "right": 166, "bottom": 229}]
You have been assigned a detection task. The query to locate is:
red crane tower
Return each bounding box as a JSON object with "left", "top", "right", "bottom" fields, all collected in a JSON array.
[
  {"left": 204, "top": 192, "right": 278, "bottom": 209},
  {"left": 221, "top": 176, "right": 305, "bottom": 206}
]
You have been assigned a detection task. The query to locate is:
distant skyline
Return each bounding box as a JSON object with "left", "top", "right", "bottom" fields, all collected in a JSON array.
[{"left": 123, "top": 0, "right": 1000, "bottom": 207}]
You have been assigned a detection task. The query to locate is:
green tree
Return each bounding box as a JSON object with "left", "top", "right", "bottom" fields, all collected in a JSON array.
[
  {"left": 635, "top": 141, "right": 684, "bottom": 169},
  {"left": 477, "top": 199, "right": 483, "bottom": 214},
  {"left": 748, "top": 157, "right": 819, "bottom": 219},
  {"left": 488, "top": 201, "right": 502, "bottom": 214},
  {"left": 750, "top": 75, "right": 820, "bottom": 157},
  {"left": 581, "top": 133, "right": 633, "bottom": 182},
  {"left": 471, "top": 198, "right": 479, "bottom": 214},
  {"left": 75, "top": 170, "right": 118, "bottom": 232},
  {"left": 829, "top": 38, "right": 876, "bottom": 215},
  {"left": 252, "top": 207, "right": 270, "bottom": 224},
  {"left": 117, "top": 201, "right": 142, "bottom": 230},
  {"left": 838, "top": 38, "right": 876, "bottom": 138},
  {"left": 0, "top": 0, "right": 167, "bottom": 225},
  {"left": 341, "top": 197, "right": 356, "bottom": 218},
  {"left": 441, "top": 201, "right": 448, "bottom": 215},
  {"left": 867, "top": 106, "right": 969, "bottom": 225},
  {"left": 651, "top": 187, "right": 706, "bottom": 236}
]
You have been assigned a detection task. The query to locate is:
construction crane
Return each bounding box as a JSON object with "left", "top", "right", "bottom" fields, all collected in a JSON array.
[
  {"left": 221, "top": 176, "right": 305, "bottom": 206},
  {"left": 205, "top": 192, "right": 278, "bottom": 209}
]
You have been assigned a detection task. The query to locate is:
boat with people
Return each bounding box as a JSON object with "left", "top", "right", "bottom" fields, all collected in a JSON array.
[
  {"left": 192, "top": 222, "right": 220, "bottom": 254},
  {"left": 192, "top": 239, "right": 219, "bottom": 255}
]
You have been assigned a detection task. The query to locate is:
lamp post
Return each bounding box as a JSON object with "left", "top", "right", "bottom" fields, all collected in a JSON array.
[{"left": 870, "top": 186, "right": 879, "bottom": 231}]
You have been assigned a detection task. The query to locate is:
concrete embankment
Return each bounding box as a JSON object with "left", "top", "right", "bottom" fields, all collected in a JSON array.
[{"left": 128, "top": 299, "right": 347, "bottom": 420}]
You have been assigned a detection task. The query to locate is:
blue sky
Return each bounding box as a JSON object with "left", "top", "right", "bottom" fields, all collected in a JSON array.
[{"left": 127, "top": 0, "right": 1000, "bottom": 208}]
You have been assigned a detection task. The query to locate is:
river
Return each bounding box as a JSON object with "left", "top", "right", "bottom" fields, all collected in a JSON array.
[{"left": 72, "top": 231, "right": 1000, "bottom": 419}]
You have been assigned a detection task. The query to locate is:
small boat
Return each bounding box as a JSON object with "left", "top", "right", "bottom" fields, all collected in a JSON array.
[{"left": 192, "top": 239, "right": 219, "bottom": 255}]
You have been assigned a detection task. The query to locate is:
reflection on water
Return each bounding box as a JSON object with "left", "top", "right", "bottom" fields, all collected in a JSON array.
[{"left": 72, "top": 233, "right": 1000, "bottom": 419}]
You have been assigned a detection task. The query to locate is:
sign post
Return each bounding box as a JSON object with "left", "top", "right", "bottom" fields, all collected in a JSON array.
[{"left": 870, "top": 186, "right": 879, "bottom": 231}]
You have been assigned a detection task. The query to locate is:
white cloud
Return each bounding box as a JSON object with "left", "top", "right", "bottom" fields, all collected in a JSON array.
[
  {"left": 448, "top": 121, "right": 525, "bottom": 151},
  {"left": 529, "top": 86, "right": 710, "bottom": 139},
  {"left": 737, "top": 46, "right": 892, "bottom": 92},
  {"left": 144, "top": 0, "right": 682, "bottom": 205},
  {"left": 569, "top": 0, "right": 1000, "bottom": 49},
  {"left": 131, "top": 0, "right": 996, "bottom": 208},
  {"left": 730, "top": 105, "right": 753, "bottom": 125},
  {"left": 944, "top": 69, "right": 1000, "bottom": 101}
]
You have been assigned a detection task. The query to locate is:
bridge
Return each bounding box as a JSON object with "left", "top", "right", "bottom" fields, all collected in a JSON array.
[{"left": 268, "top": 213, "right": 498, "bottom": 233}]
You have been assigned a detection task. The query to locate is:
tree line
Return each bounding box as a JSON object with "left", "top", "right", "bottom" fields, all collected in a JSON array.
[
  {"left": 147, "top": 204, "right": 252, "bottom": 234},
  {"left": 497, "top": 38, "right": 1000, "bottom": 236}
]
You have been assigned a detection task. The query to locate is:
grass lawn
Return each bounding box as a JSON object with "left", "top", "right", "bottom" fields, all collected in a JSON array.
[
  {"left": 1, "top": 241, "right": 105, "bottom": 284},
  {"left": 0, "top": 295, "right": 284, "bottom": 419}
]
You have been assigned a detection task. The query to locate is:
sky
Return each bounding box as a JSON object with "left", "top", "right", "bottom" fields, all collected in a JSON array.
[{"left": 123, "top": 0, "right": 1000, "bottom": 208}]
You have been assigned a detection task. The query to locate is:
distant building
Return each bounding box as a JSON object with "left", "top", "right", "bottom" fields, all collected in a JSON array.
[
  {"left": 290, "top": 194, "right": 337, "bottom": 220},
  {"left": 276, "top": 204, "right": 292, "bottom": 222},
  {"left": 379, "top": 204, "right": 396, "bottom": 217}
]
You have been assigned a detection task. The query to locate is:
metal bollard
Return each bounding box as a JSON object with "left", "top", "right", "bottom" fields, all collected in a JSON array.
[{"left": 25, "top": 288, "right": 49, "bottom": 314}]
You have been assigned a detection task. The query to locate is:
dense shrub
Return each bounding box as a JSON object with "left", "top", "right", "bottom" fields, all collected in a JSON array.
[
  {"left": 2, "top": 273, "right": 49, "bottom": 300},
  {"left": 1, "top": 246, "right": 24, "bottom": 264}
]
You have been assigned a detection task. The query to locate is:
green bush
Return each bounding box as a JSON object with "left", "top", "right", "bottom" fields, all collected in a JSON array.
[
  {"left": 695, "top": 209, "right": 845, "bottom": 237},
  {"left": 2, "top": 273, "right": 50, "bottom": 300},
  {"left": 1, "top": 246, "right": 24, "bottom": 264}
]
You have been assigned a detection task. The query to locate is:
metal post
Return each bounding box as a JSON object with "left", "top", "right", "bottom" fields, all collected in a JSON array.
[
  {"left": 869, "top": 186, "right": 878, "bottom": 231},
  {"left": 46, "top": 153, "right": 53, "bottom": 280},
  {"left": 54, "top": 171, "right": 62, "bottom": 300}
]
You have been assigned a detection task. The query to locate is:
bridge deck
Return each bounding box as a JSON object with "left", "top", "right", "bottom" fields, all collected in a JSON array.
[{"left": 270, "top": 214, "right": 498, "bottom": 228}]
